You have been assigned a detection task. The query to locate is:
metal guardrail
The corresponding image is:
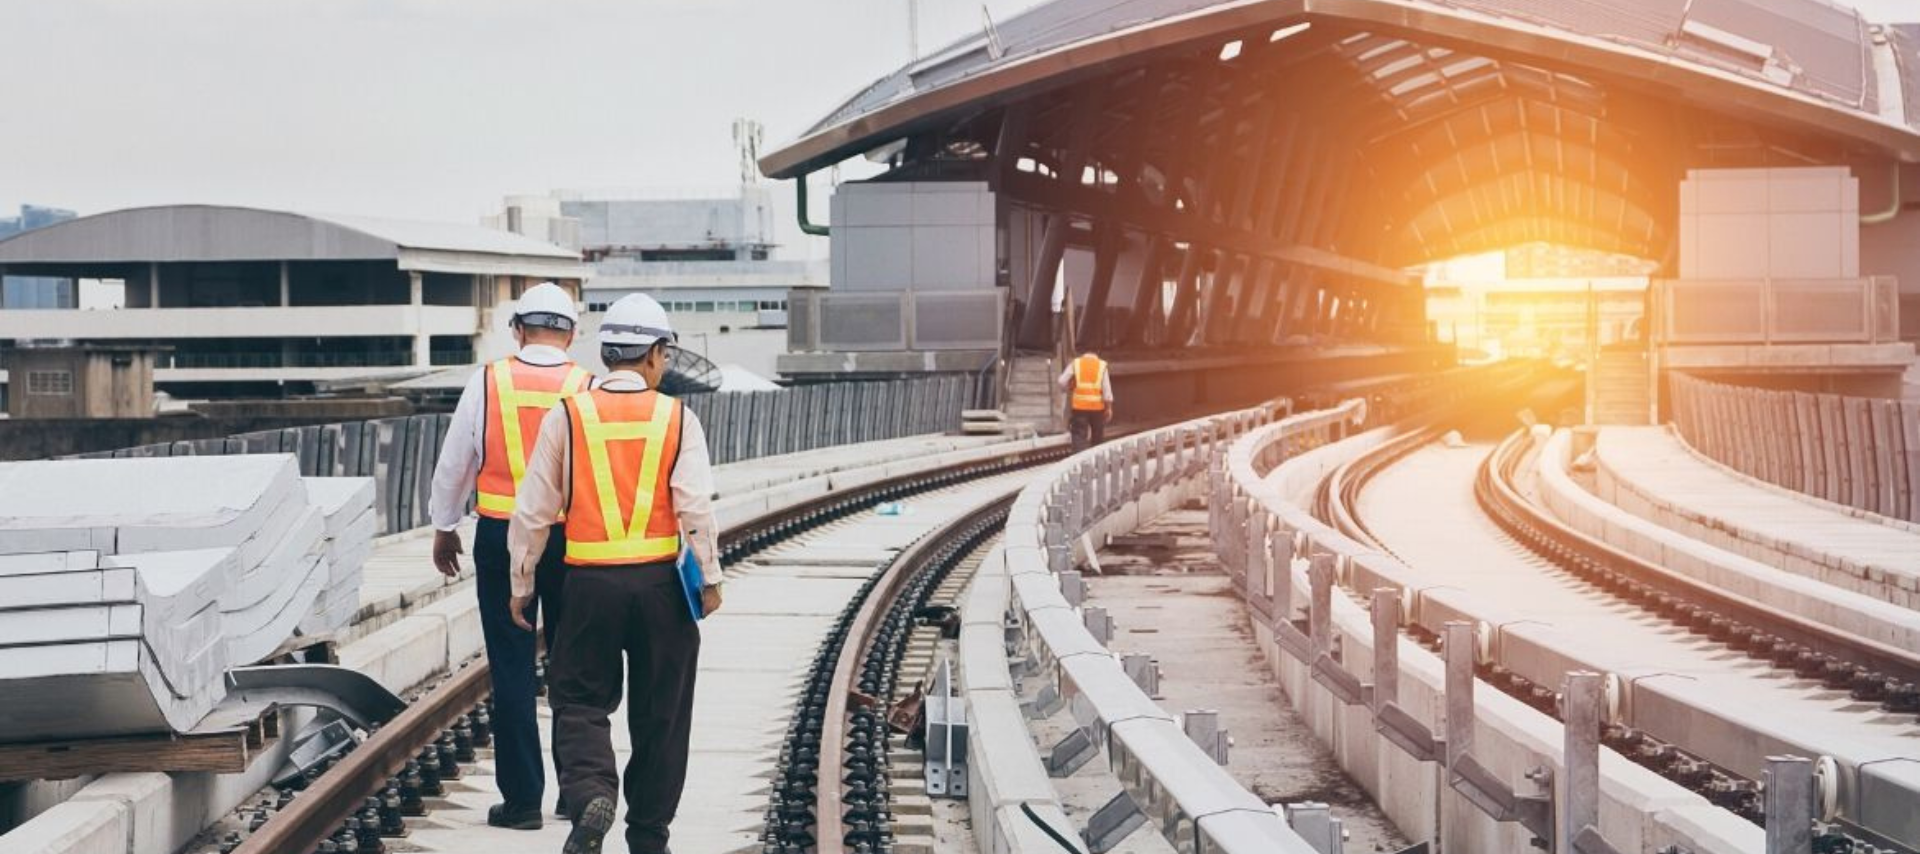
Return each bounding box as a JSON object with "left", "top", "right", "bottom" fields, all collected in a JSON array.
[
  {"left": 63, "top": 376, "right": 976, "bottom": 534},
  {"left": 968, "top": 402, "right": 1325, "bottom": 853},
  {"left": 1669, "top": 372, "right": 1920, "bottom": 524},
  {"left": 1652, "top": 276, "right": 1900, "bottom": 346}
]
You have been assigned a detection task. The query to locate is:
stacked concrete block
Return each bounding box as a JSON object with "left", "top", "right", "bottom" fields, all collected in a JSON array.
[
  {"left": 0, "top": 456, "right": 375, "bottom": 741},
  {"left": 298, "top": 478, "right": 377, "bottom": 636}
]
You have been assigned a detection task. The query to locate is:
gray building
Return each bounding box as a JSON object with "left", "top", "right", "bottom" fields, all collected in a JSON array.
[
  {"left": 0, "top": 205, "right": 77, "bottom": 309},
  {"left": 491, "top": 185, "right": 825, "bottom": 325}
]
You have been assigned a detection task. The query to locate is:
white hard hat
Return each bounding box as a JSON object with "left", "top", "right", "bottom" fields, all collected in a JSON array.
[
  {"left": 598, "top": 294, "right": 677, "bottom": 347},
  {"left": 512, "top": 282, "right": 580, "bottom": 329}
]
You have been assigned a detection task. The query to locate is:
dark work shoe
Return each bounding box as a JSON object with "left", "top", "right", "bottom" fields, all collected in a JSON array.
[
  {"left": 562, "top": 796, "right": 615, "bottom": 854},
  {"left": 487, "top": 803, "right": 542, "bottom": 830},
  {"left": 554, "top": 794, "right": 571, "bottom": 821}
]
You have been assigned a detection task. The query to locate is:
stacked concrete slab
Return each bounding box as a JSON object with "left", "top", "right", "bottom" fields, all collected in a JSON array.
[{"left": 0, "top": 456, "right": 374, "bottom": 742}]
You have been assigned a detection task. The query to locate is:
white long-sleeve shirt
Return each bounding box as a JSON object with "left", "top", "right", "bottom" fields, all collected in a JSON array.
[
  {"left": 505, "top": 370, "right": 722, "bottom": 597},
  {"left": 426, "top": 344, "right": 579, "bottom": 532}
]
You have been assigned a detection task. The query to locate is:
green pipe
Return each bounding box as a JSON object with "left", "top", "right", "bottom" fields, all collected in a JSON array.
[
  {"left": 796, "top": 173, "right": 830, "bottom": 237},
  {"left": 1861, "top": 161, "right": 1901, "bottom": 225}
]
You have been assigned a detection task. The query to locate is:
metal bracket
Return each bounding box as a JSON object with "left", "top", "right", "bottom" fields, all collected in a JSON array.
[
  {"left": 1448, "top": 754, "right": 1553, "bottom": 841},
  {"left": 1059, "top": 570, "right": 1087, "bottom": 607},
  {"left": 1443, "top": 622, "right": 1553, "bottom": 842},
  {"left": 222, "top": 664, "right": 407, "bottom": 731},
  {"left": 1083, "top": 605, "right": 1114, "bottom": 645},
  {"left": 1083, "top": 791, "right": 1147, "bottom": 853},
  {"left": 1122, "top": 653, "right": 1161, "bottom": 699},
  {"left": 924, "top": 659, "right": 969, "bottom": 798},
  {"left": 1023, "top": 683, "right": 1064, "bottom": 719},
  {"left": 1311, "top": 653, "right": 1371, "bottom": 707},
  {"left": 1374, "top": 702, "right": 1443, "bottom": 763},
  {"left": 1048, "top": 728, "right": 1097, "bottom": 777},
  {"left": 1283, "top": 802, "right": 1346, "bottom": 854},
  {"left": 1183, "top": 710, "right": 1230, "bottom": 765},
  {"left": 1763, "top": 756, "right": 1813, "bottom": 854}
]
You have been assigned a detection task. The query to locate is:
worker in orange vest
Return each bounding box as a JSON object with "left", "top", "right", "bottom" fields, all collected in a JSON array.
[
  {"left": 426, "top": 281, "right": 592, "bottom": 831},
  {"left": 1059, "top": 351, "right": 1114, "bottom": 448},
  {"left": 506, "top": 294, "right": 723, "bottom": 854}
]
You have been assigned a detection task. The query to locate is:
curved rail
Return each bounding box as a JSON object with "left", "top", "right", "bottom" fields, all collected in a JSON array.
[
  {"left": 814, "top": 491, "right": 1019, "bottom": 852},
  {"left": 1282, "top": 415, "right": 1920, "bottom": 851},
  {"left": 228, "top": 441, "right": 1067, "bottom": 854}
]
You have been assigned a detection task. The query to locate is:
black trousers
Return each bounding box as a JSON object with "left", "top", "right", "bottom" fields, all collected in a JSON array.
[
  {"left": 551, "top": 562, "right": 700, "bottom": 854},
  {"left": 1070, "top": 409, "right": 1108, "bottom": 446},
  {"left": 473, "top": 517, "right": 567, "bottom": 811}
]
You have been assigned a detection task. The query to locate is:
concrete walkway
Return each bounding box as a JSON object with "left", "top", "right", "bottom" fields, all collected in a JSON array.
[
  {"left": 1594, "top": 427, "right": 1920, "bottom": 609},
  {"left": 396, "top": 471, "right": 1035, "bottom": 854}
]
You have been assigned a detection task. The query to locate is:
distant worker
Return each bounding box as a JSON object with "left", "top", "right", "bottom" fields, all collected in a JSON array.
[
  {"left": 506, "top": 293, "right": 723, "bottom": 854},
  {"left": 1059, "top": 350, "right": 1113, "bottom": 450},
  {"left": 426, "top": 281, "right": 591, "bottom": 832}
]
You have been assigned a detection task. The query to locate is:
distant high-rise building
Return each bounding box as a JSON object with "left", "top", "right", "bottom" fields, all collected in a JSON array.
[{"left": 0, "top": 205, "right": 78, "bottom": 309}]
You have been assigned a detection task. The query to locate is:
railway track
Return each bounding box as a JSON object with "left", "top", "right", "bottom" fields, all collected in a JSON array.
[
  {"left": 213, "top": 444, "right": 1061, "bottom": 854},
  {"left": 1323, "top": 427, "right": 1920, "bottom": 853}
]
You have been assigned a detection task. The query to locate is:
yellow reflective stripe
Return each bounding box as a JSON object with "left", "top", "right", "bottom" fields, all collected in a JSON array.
[
  {"left": 494, "top": 361, "right": 587, "bottom": 486},
  {"left": 566, "top": 534, "right": 680, "bottom": 563},
  {"left": 575, "top": 395, "right": 676, "bottom": 542},
  {"left": 572, "top": 393, "right": 632, "bottom": 543},
  {"left": 476, "top": 491, "right": 515, "bottom": 514}
]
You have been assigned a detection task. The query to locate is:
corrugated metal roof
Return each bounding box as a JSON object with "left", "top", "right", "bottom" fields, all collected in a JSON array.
[
  {"left": 766, "top": 0, "right": 1919, "bottom": 177},
  {"left": 0, "top": 205, "right": 577, "bottom": 264}
]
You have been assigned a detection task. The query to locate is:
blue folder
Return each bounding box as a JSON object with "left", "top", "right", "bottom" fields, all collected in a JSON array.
[{"left": 677, "top": 547, "right": 706, "bottom": 623}]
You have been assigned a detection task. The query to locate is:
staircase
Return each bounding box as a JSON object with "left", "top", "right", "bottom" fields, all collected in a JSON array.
[
  {"left": 1004, "top": 355, "right": 1061, "bottom": 434},
  {"left": 1591, "top": 348, "right": 1652, "bottom": 425}
]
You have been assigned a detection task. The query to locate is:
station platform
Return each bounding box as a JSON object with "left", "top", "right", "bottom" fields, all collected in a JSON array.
[{"left": 1590, "top": 427, "right": 1920, "bottom": 610}]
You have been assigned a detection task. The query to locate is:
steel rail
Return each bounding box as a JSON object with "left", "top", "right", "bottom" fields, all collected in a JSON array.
[
  {"left": 1477, "top": 428, "right": 1920, "bottom": 691},
  {"left": 813, "top": 488, "right": 1021, "bottom": 853},
  {"left": 231, "top": 443, "right": 1063, "bottom": 854},
  {"left": 230, "top": 660, "right": 491, "bottom": 854}
]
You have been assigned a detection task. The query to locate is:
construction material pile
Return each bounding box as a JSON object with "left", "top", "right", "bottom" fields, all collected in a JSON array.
[{"left": 0, "top": 455, "right": 375, "bottom": 741}]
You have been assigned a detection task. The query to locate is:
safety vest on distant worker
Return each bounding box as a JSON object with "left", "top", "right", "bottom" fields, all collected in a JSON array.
[
  {"left": 475, "top": 358, "right": 592, "bottom": 519},
  {"left": 1070, "top": 355, "right": 1108, "bottom": 412},
  {"left": 561, "top": 388, "right": 684, "bottom": 566}
]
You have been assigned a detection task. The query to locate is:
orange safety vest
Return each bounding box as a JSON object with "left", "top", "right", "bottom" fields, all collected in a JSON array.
[
  {"left": 561, "top": 388, "right": 684, "bottom": 566},
  {"left": 475, "top": 358, "right": 592, "bottom": 519},
  {"left": 1070, "top": 355, "right": 1108, "bottom": 412}
]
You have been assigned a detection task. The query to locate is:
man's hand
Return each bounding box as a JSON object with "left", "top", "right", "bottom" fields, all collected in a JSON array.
[
  {"left": 1104, "top": 408, "right": 1115, "bottom": 424},
  {"left": 509, "top": 593, "right": 536, "bottom": 632},
  {"left": 432, "top": 530, "right": 464, "bottom": 578},
  {"left": 700, "top": 584, "right": 724, "bottom": 617}
]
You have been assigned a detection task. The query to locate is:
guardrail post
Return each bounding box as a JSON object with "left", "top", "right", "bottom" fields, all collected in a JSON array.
[
  {"left": 1269, "top": 525, "right": 1293, "bottom": 618},
  {"left": 1560, "top": 671, "right": 1603, "bottom": 854},
  {"left": 1083, "top": 605, "right": 1114, "bottom": 645},
  {"left": 1182, "top": 709, "right": 1229, "bottom": 765},
  {"left": 1244, "top": 510, "right": 1268, "bottom": 600},
  {"left": 1443, "top": 621, "right": 1475, "bottom": 769},
  {"left": 1059, "top": 570, "right": 1086, "bottom": 607},
  {"left": 1045, "top": 503, "right": 1071, "bottom": 574},
  {"left": 1122, "top": 653, "right": 1160, "bottom": 698},
  {"left": 1371, "top": 589, "right": 1399, "bottom": 715},
  {"left": 1763, "top": 756, "right": 1814, "bottom": 854},
  {"left": 1309, "top": 553, "right": 1336, "bottom": 653}
]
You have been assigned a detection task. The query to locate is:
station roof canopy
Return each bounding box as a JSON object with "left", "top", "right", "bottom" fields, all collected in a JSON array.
[
  {"left": 762, "top": 0, "right": 1920, "bottom": 268},
  {"left": 0, "top": 205, "right": 589, "bottom": 279}
]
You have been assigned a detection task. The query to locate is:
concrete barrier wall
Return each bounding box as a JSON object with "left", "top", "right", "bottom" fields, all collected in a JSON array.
[
  {"left": 962, "top": 399, "right": 1328, "bottom": 854},
  {"left": 1534, "top": 429, "right": 1920, "bottom": 649},
  {"left": 1669, "top": 372, "right": 1920, "bottom": 523},
  {"left": 1218, "top": 414, "right": 1764, "bottom": 853},
  {"left": 60, "top": 376, "right": 977, "bottom": 535}
]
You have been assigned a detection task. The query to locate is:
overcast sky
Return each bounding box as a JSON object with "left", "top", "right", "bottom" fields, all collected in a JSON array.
[
  {"left": 0, "top": 0, "right": 1039, "bottom": 257},
  {"left": 1, "top": 0, "right": 1911, "bottom": 259}
]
